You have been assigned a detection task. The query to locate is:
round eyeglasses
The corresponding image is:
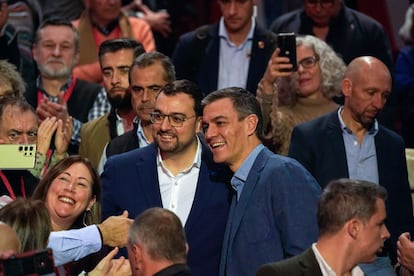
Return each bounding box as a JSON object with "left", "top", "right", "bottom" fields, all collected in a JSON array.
[
  {"left": 297, "top": 56, "right": 319, "bottom": 69},
  {"left": 150, "top": 111, "right": 197, "bottom": 127}
]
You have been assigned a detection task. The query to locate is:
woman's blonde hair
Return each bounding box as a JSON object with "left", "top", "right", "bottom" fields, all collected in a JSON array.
[{"left": 0, "top": 198, "right": 51, "bottom": 251}]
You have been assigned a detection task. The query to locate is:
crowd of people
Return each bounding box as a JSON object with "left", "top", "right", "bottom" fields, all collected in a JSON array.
[{"left": 1, "top": 0, "right": 414, "bottom": 275}]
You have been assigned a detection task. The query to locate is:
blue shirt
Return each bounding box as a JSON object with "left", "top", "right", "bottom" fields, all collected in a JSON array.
[
  {"left": 218, "top": 17, "right": 254, "bottom": 90},
  {"left": 231, "top": 144, "right": 264, "bottom": 201},
  {"left": 48, "top": 225, "right": 102, "bottom": 266},
  {"left": 337, "top": 107, "right": 379, "bottom": 184}
]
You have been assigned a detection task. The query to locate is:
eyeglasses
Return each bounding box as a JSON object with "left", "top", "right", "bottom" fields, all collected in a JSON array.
[
  {"left": 150, "top": 111, "right": 197, "bottom": 127},
  {"left": 298, "top": 56, "right": 319, "bottom": 69},
  {"left": 305, "top": 0, "right": 335, "bottom": 8}
]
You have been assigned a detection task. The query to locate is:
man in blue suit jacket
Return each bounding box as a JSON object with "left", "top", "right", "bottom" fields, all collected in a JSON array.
[
  {"left": 172, "top": 0, "right": 277, "bottom": 96},
  {"left": 289, "top": 56, "right": 414, "bottom": 274},
  {"left": 202, "top": 87, "right": 321, "bottom": 276},
  {"left": 101, "top": 80, "right": 232, "bottom": 276}
]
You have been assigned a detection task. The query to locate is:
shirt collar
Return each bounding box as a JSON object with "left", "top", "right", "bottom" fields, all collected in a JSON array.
[
  {"left": 218, "top": 16, "right": 255, "bottom": 44},
  {"left": 136, "top": 119, "right": 151, "bottom": 146},
  {"left": 157, "top": 136, "right": 202, "bottom": 173},
  {"left": 337, "top": 106, "right": 379, "bottom": 136},
  {"left": 233, "top": 144, "right": 264, "bottom": 184},
  {"left": 312, "top": 243, "right": 364, "bottom": 276},
  {"left": 92, "top": 18, "right": 120, "bottom": 36},
  {"left": 36, "top": 75, "right": 74, "bottom": 95}
]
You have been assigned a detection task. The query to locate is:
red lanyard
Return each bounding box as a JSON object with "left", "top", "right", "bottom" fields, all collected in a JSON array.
[
  {"left": 0, "top": 170, "right": 26, "bottom": 200},
  {"left": 37, "top": 76, "right": 77, "bottom": 105}
]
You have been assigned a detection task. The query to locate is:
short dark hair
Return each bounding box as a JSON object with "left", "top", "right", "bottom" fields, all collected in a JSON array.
[
  {"left": 131, "top": 51, "right": 176, "bottom": 83},
  {"left": 202, "top": 87, "right": 264, "bottom": 140},
  {"left": 128, "top": 207, "right": 187, "bottom": 263},
  {"left": 0, "top": 96, "right": 36, "bottom": 122},
  {"left": 317, "top": 178, "right": 387, "bottom": 236},
  {"left": 98, "top": 38, "right": 145, "bottom": 65},
  {"left": 160, "top": 80, "right": 203, "bottom": 116},
  {"left": 34, "top": 18, "right": 80, "bottom": 52}
]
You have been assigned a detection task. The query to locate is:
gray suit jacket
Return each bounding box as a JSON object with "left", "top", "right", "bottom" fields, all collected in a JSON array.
[{"left": 256, "top": 248, "right": 322, "bottom": 276}]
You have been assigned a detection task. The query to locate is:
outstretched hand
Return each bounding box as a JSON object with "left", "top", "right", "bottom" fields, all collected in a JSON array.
[{"left": 98, "top": 211, "right": 133, "bottom": 247}]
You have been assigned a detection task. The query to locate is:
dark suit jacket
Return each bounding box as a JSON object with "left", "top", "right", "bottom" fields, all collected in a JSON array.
[
  {"left": 219, "top": 147, "right": 321, "bottom": 276},
  {"left": 101, "top": 142, "right": 232, "bottom": 276},
  {"left": 256, "top": 248, "right": 322, "bottom": 276},
  {"left": 288, "top": 110, "right": 414, "bottom": 263},
  {"left": 105, "top": 127, "right": 139, "bottom": 158},
  {"left": 270, "top": 5, "right": 393, "bottom": 70},
  {"left": 172, "top": 23, "right": 276, "bottom": 95}
]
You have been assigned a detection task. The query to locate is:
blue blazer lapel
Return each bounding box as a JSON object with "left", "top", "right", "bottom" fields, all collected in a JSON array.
[
  {"left": 326, "top": 111, "right": 349, "bottom": 178},
  {"left": 136, "top": 144, "right": 163, "bottom": 206},
  {"left": 227, "top": 148, "right": 268, "bottom": 250},
  {"left": 184, "top": 140, "right": 232, "bottom": 232},
  {"left": 184, "top": 143, "right": 217, "bottom": 232}
]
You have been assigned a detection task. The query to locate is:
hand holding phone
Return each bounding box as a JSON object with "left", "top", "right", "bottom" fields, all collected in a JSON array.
[{"left": 277, "top": 33, "right": 297, "bottom": 72}]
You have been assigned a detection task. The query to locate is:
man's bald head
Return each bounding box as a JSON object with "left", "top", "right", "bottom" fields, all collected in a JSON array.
[
  {"left": 341, "top": 56, "right": 391, "bottom": 130},
  {"left": 344, "top": 56, "right": 391, "bottom": 84}
]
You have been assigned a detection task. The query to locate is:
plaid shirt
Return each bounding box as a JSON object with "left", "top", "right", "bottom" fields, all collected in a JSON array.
[{"left": 37, "top": 76, "right": 110, "bottom": 144}]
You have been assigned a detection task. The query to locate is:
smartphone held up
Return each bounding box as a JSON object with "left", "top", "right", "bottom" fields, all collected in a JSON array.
[{"left": 277, "top": 33, "right": 297, "bottom": 72}]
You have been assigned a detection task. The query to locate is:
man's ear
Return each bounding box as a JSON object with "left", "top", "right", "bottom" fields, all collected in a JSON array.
[
  {"left": 73, "top": 51, "right": 80, "bottom": 66},
  {"left": 132, "top": 244, "right": 143, "bottom": 263},
  {"left": 347, "top": 218, "right": 361, "bottom": 239},
  {"left": 195, "top": 116, "right": 202, "bottom": 133},
  {"left": 32, "top": 46, "right": 38, "bottom": 63},
  {"left": 245, "top": 114, "right": 259, "bottom": 137},
  {"left": 342, "top": 78, "right": 352, "bottom": 97}
]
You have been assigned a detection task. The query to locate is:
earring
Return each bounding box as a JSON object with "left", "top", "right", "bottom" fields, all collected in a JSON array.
[{"left": 82, "top": 208, "right": 91, "bottom": 227}]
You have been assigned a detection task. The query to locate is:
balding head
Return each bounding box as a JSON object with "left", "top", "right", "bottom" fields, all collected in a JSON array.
[
  {"left": 344, "top": 56, "right": 390, "bottom": 84},
  {"left": 341, "top": 56, "right": 391, "bottom": 130},
  {"left": 0, "top": 222, "right": 20, "bottom": 253}
]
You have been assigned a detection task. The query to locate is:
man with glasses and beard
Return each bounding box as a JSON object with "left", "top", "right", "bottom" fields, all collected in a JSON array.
[
  {"left": 79, "top": 38, "right": 145, "bottom": 169},
  {"left": 101, "top": 80, "right": 232, "bottom": 276},
  {"left": 25, "top": 18, "right": 111, "bottom": 154}
]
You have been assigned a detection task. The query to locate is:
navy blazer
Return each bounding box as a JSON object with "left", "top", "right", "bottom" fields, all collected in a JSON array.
[
  {"left": 101, "top": 142, "right": 232, "bottom": 276},
  {"left": 256, "top": 248, "right": 322, "bottom": 276},
  {"left": 172, "top": 23, "right": 276, "bottom": 96},
  {"left": 219, "top": 147, "right": 321, "bottom": 276},
  {"left": 289, "top": 110, "right": 414, "bottom": 263},
  {"left": 270, "top": 5, "right": 393, "bottom": 70}
]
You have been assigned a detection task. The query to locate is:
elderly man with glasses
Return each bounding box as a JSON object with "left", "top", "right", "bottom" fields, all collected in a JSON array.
[{"left": 270, "top": 0, "right": 393, "bottom": 70}]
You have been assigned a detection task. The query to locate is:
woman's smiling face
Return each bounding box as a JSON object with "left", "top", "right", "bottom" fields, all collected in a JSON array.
[
  {"left": 46, "top": 162, "right": 95, "bottom": 230},
  {"left": 296, "top": 45, "right": 322, "bottom": 98}
]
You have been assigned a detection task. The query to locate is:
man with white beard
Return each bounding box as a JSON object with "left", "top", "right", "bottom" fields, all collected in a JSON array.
[{"left": 25, "top": 18, "right": 110, "bottom": 154}]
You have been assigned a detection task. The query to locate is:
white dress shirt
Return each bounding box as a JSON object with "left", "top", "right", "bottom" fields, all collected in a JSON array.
[
  {"left": 312, "top": 243, "right": 364, "bottom": 276},
  {"left": 157, "top": 138, "right": 202, "bottom": 226}
]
